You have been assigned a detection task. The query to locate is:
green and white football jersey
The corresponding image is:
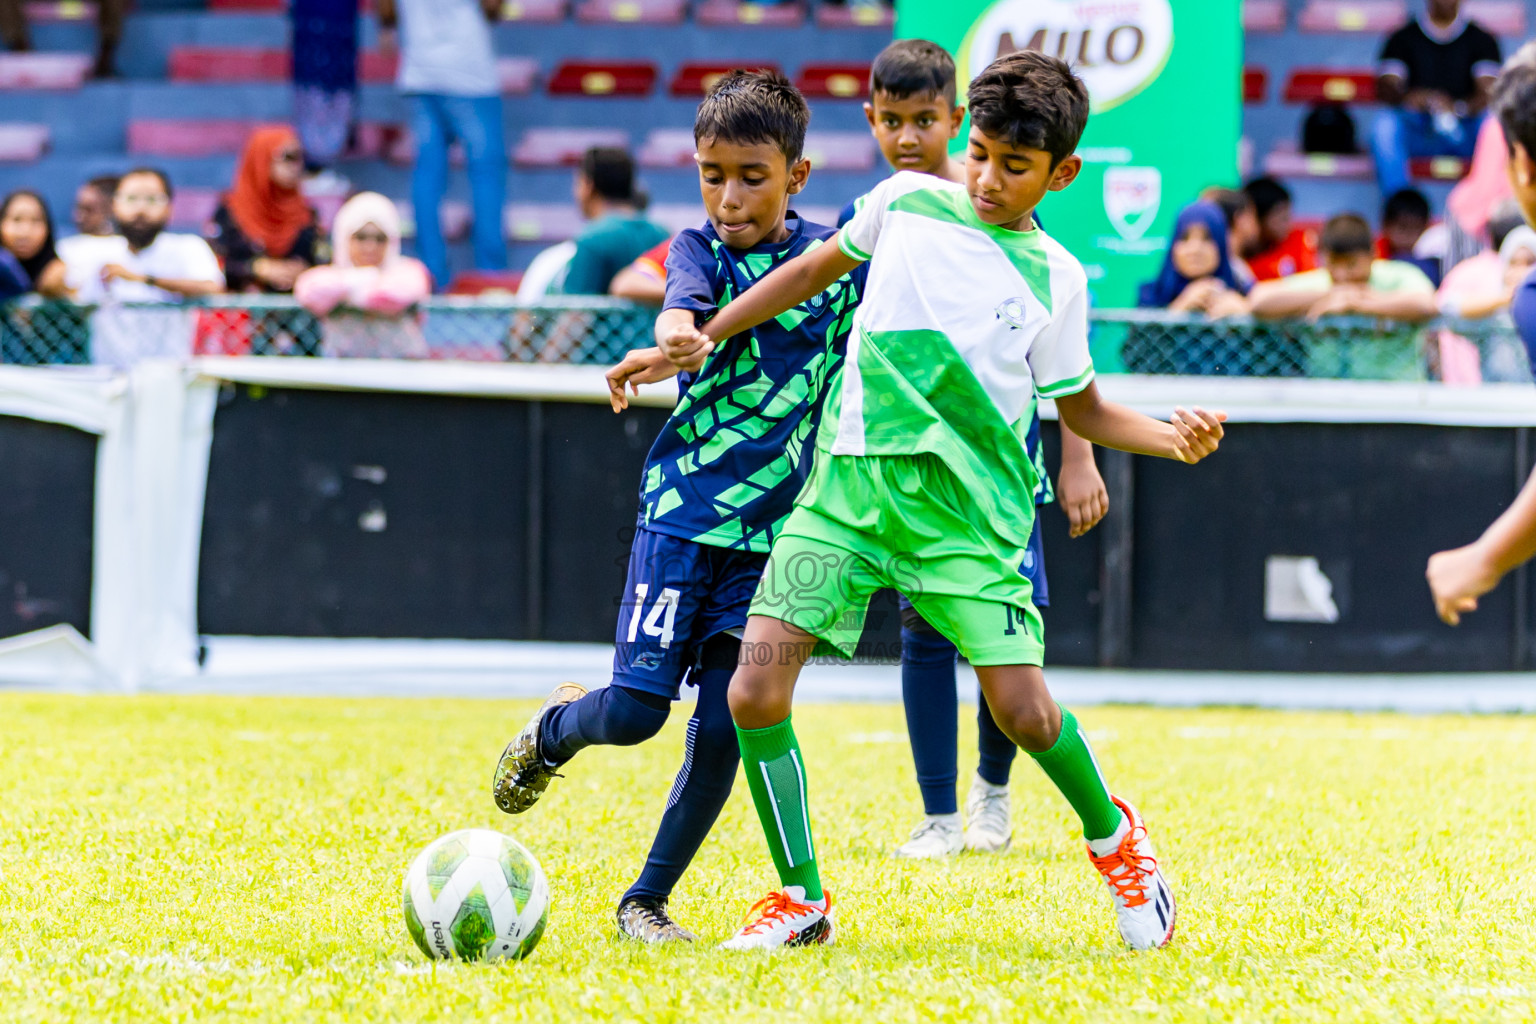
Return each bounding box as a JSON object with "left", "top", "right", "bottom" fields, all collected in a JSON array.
[{"left": 830, "top": 171, "right": 1095, "bottom": 546}]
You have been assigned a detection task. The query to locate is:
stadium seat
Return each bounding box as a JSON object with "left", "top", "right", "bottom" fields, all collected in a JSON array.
[
  {"left": 167, "top": 46, "right": 288, "bottom": 83},
  {"left": 361, "top": 53, "right": 533, "bottom": 92},
  {"left": 796, "top": 62, "right": 870, "bottom": 100},
  {"left": 638, "top": 128, "right": 697, "bottom": 169},
  {"left": 447, "top": 270, "right": 525, "bottom": 296},
  {"left": 815, "top": 2, "right": 894, "bottom": 30},
  {"left": 576, "top": 0, "right": 686, "bottom": 25},
  {"left": 1298, "top": 1, "right": 1406, "bottom": 33},
  {"left": 498, "top": 0, "right": 569, "bottom": 23},
  {"left": 669, "top": 62, "right": 782, "bottom": 97},
  {"left": 803, "top": 131, "right": 876, "bottom": 171},
  {"left": 22, "top": 1, "right": 96, "bottom": 23},
  {"left": 547, "top": 61, "right": 658, "bottom": 97},
  {"left": 0, "top": 52, "right": 92, "bottom": 90},
  {"left": 168, "top": 187, "right": 221, "bottom": 231},
  {"left": 647, "top": 203, "right": 708, "bottom": 234},
  {"left": 127, "top": 119, "right": 258, "bottom": 157},
  {"left": 207, "top": 0, "right": 286, "bottom": 9},
  {"left": 1242, "top": 0, "right": 1287, "bottom": 32},
  {"left": 1244, "top": 68, "right": 1269, "bottom": 104},
  {"left": 504, "top": 202, "right": 586, "bottom": 243},
  {"left": 695, "top": 0, "right": 806, "bottom": 27},
  {"left": 359, "top": 51, "right": 398, "bottom": 85},
  {"left": 1283, "top": 69, "right": 1377, "bottom": 104},
  {"left": 1263, "top": 143, "right": 1374, "bottom": 180},
  {"left": 1464, "top": 1, "right": 1525, "bottom": 36},
  {"left": 513, "top": 127, "right": 630, "bottom": 168},
  {"left": 1409, "top": 155, "right": 1469, "bottom": 181},
  {"left": 0, "top": 123, "right": 49, "bottom": 163}
]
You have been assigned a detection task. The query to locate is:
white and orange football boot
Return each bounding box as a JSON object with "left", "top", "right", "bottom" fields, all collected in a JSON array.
[
  {"left": 719, "top": 887, "right": 835, "bottom": 950},
  {"left": 1087, "top": 796, "right": 1176, "bottom": 950}
]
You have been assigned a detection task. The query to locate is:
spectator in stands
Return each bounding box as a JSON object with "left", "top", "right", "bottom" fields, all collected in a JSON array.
[
  {"left": 291, "top": 0, "right": 359, "bottom": 170},
  {"left": 1443, "top": 117, "right": 1514, "bottom": 269},
  {"left": 1433, "top": 221, "right": 1536, "bottom": 383},
  {"left": 1373, "top": 0, "right": 1501, "bottom": 197},
  {"left": 71, "top": 176, "right": 117, "bottom": 239},
  {"left": 1242, "top": 177, "right": 1317, "bottom": 280},
  {"left": 1249, "top": 213, "right": 1437, "bottom": 322},
  {"left": 61, "top": 168, "right": 224, "bottom": 368},
  {"left": 377, "top": 0, "right": 506, "bottom": 290},
  {"left": 294, "top": 191, "right": 430, "bottom": 358},
  {"left": 209, "top": 128, "right": 323, "bottom": 295},
  {"left": 1137, "top": 201, "right": 1250, "bottom": 318},
  {"left": 554, "top": 148, "right": 668, "bottom": 296},
  {"left": 610, "top": 237, "right": 670, "bottom": 305},
  {"left": 1378, "top": 187, "right": 1442, "bottom": 285},
  {"left": 0, "top": 191, "right": 65, "bottom": 297},
  {"left": 0, "top": 0, "right": 122, "bottom": 77},
  {"left": 1203, "top": 186, "right": 1258, "bottom": 290}
]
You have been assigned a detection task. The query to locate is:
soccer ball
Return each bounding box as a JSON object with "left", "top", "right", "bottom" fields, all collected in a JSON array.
[{"left": 402, "top": 828, "right": 550, "bottom": 962}]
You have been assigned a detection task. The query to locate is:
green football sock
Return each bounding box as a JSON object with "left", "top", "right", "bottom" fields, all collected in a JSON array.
[
  {"left": 1029, "top": 704, "right": 1124, "bottom": 842},
  {"left": 736, "top": 716, "right": 823, "bottom": 902}
]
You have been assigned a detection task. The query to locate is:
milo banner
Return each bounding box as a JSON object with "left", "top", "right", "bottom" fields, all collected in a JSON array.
[{"left": 897, "top": 0, "right": 1241, "bottom": 363}]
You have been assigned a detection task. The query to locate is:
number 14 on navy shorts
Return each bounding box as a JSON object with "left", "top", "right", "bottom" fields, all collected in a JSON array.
[{"left": 611, "top": 525, "right": 768, "bottom": 700}]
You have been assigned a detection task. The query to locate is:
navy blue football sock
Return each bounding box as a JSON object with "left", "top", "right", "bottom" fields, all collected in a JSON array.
[
  {"left": 900, "top": 624, "right": 961, "bottom": 816},
  {"left": 539, "top": 682, "right": 671, "bottom": 766},
  {"left": 976, "top": 686, "right": 1019, "bottom": 787},
  {"left": 625, "top": 635, "right": 740, "bottom": 903}
]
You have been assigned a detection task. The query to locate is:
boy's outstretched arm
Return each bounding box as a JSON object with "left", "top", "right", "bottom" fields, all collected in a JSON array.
[
  {"left": 605, "top": 345, "right": 678, "bottom": 412},
  {"left": 1056, "top": 425, "right": 1108, "bottom": 538},
  {"left": 663, "top": 237, "right": 863, "bottom": 371},
  {"left": 1427, "top": 468, "right": 1536, "bottom": 625},
  {"left": 1054, "top": 382, "right": 1226, "bottom": 464}
]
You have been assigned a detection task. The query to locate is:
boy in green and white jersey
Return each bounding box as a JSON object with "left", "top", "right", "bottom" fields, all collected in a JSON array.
[{"left": 662, "top": 50, "right": 1227, "bottom": 951}]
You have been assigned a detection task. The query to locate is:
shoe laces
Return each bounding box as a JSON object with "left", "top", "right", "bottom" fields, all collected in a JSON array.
[
  {"left": 969, "top": 790, "right": 1008, "bottom": 828},
  {"left": 1088, "top": 822, "right": 1158, "bottom": 909},
  {"left": 908, "top": 816, "right": 954, "bottom": 842},
  {"left": 739, "top": 891, "right": 807, "bottom": 935}
]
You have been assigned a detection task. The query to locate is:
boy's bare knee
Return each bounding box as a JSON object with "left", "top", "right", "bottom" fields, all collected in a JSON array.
[
  {"left": 1007, "top": 698, "right": 1062, "bottom": 753},
  {"left": 728, "top": 669, "right": 790, "bottom": 730}
]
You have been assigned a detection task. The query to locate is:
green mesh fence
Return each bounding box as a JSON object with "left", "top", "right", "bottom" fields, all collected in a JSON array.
[{"left": 0, "top": 296, "right": 1529, "bottom": 383}]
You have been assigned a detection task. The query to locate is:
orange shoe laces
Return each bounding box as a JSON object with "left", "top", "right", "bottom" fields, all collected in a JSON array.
[
  {"left": 739, "top": 891, "right": 812, "bottom": 935},
  {"left": 1088, "top": 823, "right": 1158, "bottom": 909}
]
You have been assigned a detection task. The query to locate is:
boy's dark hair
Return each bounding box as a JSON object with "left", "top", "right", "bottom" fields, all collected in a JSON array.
[
  {"left": 1205, "top": 187, "right": 1253, "bottom": 230},
  {"left": 1492, "top": 42, "right": 1536, "bottom": 160},
  {"left": 580, "top": 146, "right": 638, "bottom": 203},
  {"left": 694, "top": 69, "right": 810, "bottom": 166},
  {"left": 1382, "top": 187, "right": 1430, "bottom": 226},
  {"left": 1243, "top": 176, "right": 1291, "bottom": 221},
  {"left": 1319, "top": 213, "right": 1374, "bottom": 256},
  {"left": 118, "top": 167, "right": 174, "bottom": 200},
  {"left": 87, "top": 174, "right": 120, "bottom": 198},
  {"left": 870, "top": 39, "right": 957, "bottom": 106},
  {"left": 966, "top": 50, "right": 1088, "bottom": 166}
]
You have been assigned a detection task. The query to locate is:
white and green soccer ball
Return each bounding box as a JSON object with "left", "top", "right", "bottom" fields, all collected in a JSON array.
[{"left": 402, "top": 828, "right": 550, "bottom": 962}]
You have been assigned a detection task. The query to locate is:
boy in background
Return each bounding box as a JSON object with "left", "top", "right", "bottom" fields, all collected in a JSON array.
[
  {"left": 665, "top": 50, "right": 1226, "bottom": 951},
  {"left": 492, "top": 71, "right": 864, "bottom": 945},
  {"left": 841, "top": 37, "right": 1108, "bottom": 859},
  {"left": 1249, "top": 213, "right": 1437, "bottom": 322},
  {"left": 1243, "top": 176, "right": 1317, "bottom": 280},
  {"left": 1377, "top": 187, "right": 1441, "bottom": 285}
]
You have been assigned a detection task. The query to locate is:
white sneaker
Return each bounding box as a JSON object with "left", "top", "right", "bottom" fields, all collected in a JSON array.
[
  {"left": 1087, "top": 797, "right": 1176, "bottom": 950},
  {"left": 963, "top": 774, "right": 1012, "bottom": 852},
  {"left": 719, "top": 887, "right": 834, "bottom": 949},
  {"left": 895, "top": 812, "right": 963, "bottom": 858}
]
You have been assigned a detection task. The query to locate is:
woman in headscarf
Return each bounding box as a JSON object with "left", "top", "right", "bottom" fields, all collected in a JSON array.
[
  {"left": 0, "top": 190, "right": 86, "bottom": 365},
  {"left": 208, "top": 126, "right": 323, "bottom": 294},
  {"left": 294, "top": 191, "right": 431, "bottom": 358},
  {"left": 0, "top": 190, "right": 66, "bottom": 298}
]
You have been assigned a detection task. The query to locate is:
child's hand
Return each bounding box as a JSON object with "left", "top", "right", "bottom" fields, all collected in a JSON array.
[
  {"left": 1306, "top": 285, "right": 1365, "bottom": 322},
  {"left": 605, "top": 347, "right": 670, "bottom": 412},
  {"left": 1170, "top": 407, "right": 1226, "bottom": 464},
  {"left": 1057, "top": 455, "right": 1108, "bottom": 538},
  {"left": 660, "top": 322, "right": 715, "bottom": 372},
  {"left": 1426, "top": 542, "right": 1502, "bottom": 626}
]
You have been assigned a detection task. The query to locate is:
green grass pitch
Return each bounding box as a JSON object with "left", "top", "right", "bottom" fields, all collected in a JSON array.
[{"left": 2, "top": 693, "right": 1534, "bottom": 1022}]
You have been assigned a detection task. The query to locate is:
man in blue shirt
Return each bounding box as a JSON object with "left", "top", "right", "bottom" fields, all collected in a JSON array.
[{"left": 490, "top": 70, "right": 863, "bottom": 944}]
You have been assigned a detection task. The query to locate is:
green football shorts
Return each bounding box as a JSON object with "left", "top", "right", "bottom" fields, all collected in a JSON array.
[{"left": 750, "top": 451, "right": 1045, "bottom": 666}]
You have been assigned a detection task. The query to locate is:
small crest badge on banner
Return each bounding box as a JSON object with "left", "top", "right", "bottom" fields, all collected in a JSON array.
[{"left": 1103, "top": 166, "right": 1162, "bottom": 242}]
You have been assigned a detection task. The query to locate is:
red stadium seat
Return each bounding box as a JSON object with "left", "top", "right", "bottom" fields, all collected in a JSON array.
[
  {"left": 638, "top": 128, "right": 697, "bottom": 168},
  {"left": 498, "top": 0, "right": 568, "bottom": 23},
  {"left": 1263, "top": 144, "right": 1374, "bottom": 180},
  {"left": 815, "top": 2, "right": 893, "bottom": 29},
  {"left": 447, "top": 270, "right": 525, "bottom": 296},
  {"left": 796, "top": 62, "right": 869, "bottom": 100},
  {"left": 696, "top": 0, "right": 806, "bottom": 27},
  {"left": 168, "top": 46, "right": 289, "bottom": 83},
  {"left": 1298, "top": 1, "right": 1406, "bottom": 32},
  {"left": 359, "top": 51, "right": 398, "bottom": 85},
  {"left": 498, "top": 57, "right": 539, "bottom": 95},
  {"left": 513, "top": 127, "right": 630, "bottom": 168},
  {"left": 167, "top": 187, "right": 221, "bottom": 231},
  {"left": 1243, "top": 0, "right": 1287, "bottom": 32},
  {"left": 576, "top": 0, "right": 686, "bottom": 25},
  {"left": 1410, "top": 156, "right": 1469, "bottom": 181},
  {"left": 23, "top": 1, "right": 96, "bottom": 23},
  {"left": 0, "top": 123, "right": 49, "bottom": 163},
  {"left": 504, "top": 203, "right": 586, "bottom": 243},
  {"left": 1464, "top": 1, "right": 1526, "bottom": 36},
  {"left": 803, "top": 131, "right": 876, "bottom": 171},
  {"left": 1283, "top": 69, "right": 1377, "bottom": 104},
  {"left": 547, "top": 61, "right": 657, "bottom": 97},
  {"left": 669, "top": 62, "right": 782, "bottom": 97},
  {"left": 1244, "top": 68, "right": 1269, "bottom": 104},
  {"left": 0, "top": 52, "right": 92, "bottom": 89},
  {"left": 128, "top": 119, "right": 258, "bottom": 157}
]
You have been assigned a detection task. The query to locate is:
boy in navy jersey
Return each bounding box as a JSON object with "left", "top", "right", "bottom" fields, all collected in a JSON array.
[{"left": 491, "top": 70, "right": 863, "bottom": 943}]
